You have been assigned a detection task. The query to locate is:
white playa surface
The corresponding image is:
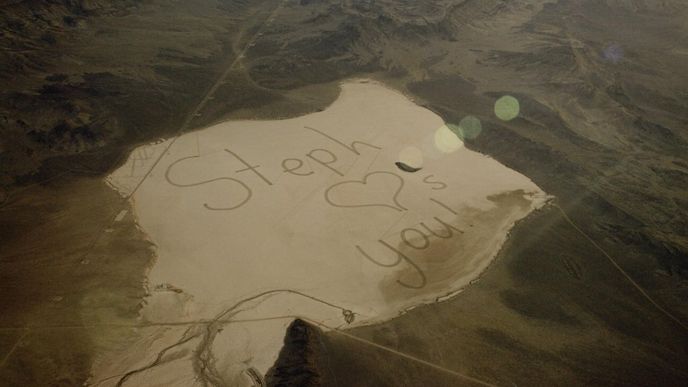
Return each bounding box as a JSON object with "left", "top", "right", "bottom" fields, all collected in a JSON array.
[{"left": 94, "top": 80, "right": 548, "bottom": 386}]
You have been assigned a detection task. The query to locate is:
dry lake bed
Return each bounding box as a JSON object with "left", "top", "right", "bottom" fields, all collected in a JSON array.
[{"left": 96, "top": 80, "right": 548, "bottom": 386}]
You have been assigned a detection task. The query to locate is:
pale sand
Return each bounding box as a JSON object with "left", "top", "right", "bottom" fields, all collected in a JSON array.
[{"left": 94, "top": 80, "right": 549, "bottom": 386}]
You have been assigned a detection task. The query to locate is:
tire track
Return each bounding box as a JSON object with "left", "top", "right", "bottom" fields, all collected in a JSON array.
[
  {"left": 97, "top": 289, "right": 355, "bottom": 387},
  {"left": 114, "top": 327, "right": 200, "bottom": 387},
  {"left": 1, "top": 0, "right": 290, "bottom": 374},
  {"left": 301, "top": 316, "right": 498, "bottom": 387},
  {"left": 554, "top": 204, "right": 688, "bottom": 331},
  {"left": 0, "top": 329, "right": 29, "bottom": 369},
  {"left": 124, "top": 0, "right": 288, "bottom": 201}
]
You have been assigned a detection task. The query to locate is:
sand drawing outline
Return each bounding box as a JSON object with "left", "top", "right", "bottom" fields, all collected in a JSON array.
[
  {"left": 324, "top": 171, "right": 407, "bottom": 212},
  {"left": 303, "top": 125, "right": 382, "bottom": 156},
  {"left": 165, "top": 155, "right": 252, "bottom": 211},
  {"left": 355, "top": 199, "right": 464, "bottom": 290},
  {"left": 356, "top": 240, "right": 427, "bottom": 289},
  {"left": 420, "top": 217, "right": 464, "bottom": 238}
]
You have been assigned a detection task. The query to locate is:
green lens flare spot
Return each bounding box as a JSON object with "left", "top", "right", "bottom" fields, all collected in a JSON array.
[
  {"left": 445, "top": 116, "right": 482, "bottom": 141},
  {"left": 494, "top": 95, "right": 520, "bottom": 121},
  {"left": 457, "top": 116, "right": 482, "bottom": 140}
]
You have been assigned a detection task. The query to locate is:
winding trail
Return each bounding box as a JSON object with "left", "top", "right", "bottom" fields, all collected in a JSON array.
[
  {"left": 4, "top": 202, "right": 685, "bottom": 386},
  {"left": 90, "top": 287, "right": 498, "bottom": 387},
  {"left": 99, "top": 289, "right": 355, "bottom": 387},
  {"left": 187, "top": 289, "right": 355, "bottom": 387},
  {"left": 0, "top": 329, "right": 29, "bottom": 369},
  {"left": 302, "top": 316, "right": 499, "bottom": 387},
  {"left": 554, "top": 204, "right": 688, "bottom": 331},
  {"left": 3, "top": 1, "right": 687, "bottom": 384},
  {"left": 114, "top": 327, "right": 200, "bottom": 387},
  {"left": 125, "top": 0, "right": 288, "bottom": 201},
  {"left": 0, "top": 0, "right": 290, "bottom": 374}
]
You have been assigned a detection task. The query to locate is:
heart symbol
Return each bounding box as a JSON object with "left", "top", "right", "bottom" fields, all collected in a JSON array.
[{"left": 324, "top": 171, "right": 407, "bottom": 212}]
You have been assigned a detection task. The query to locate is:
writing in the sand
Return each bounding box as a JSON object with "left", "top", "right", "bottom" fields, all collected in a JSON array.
[
  {"left": 165, "top": 126, "right": 386, "bottom": 209},
  {"left": 164, "top": 126, "right": 463, "bottom": 289}
]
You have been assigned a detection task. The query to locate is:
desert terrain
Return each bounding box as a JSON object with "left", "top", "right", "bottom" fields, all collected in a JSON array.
[
  {"left": 1, "top": 0, "right": 688, "bottom": 386},
  {"left": 94, "top": 80, "right": 547, "bottom": 386}
]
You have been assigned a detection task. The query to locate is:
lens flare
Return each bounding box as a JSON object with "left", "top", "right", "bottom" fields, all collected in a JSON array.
[
  {"left": 398, "top": 146, "right": 424, "bottom": 169},
  {"left": 457, "top": 116, "right": 482, "bottom": 139},
  {"left": 494, "top": 95, "right": 520, "bottom": 121},
  {"left": 434, "top": 124, "right": 464, "bottom": 153},
  {"left": 602, "top": 43, "right": 623, "bottom": 63}
]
